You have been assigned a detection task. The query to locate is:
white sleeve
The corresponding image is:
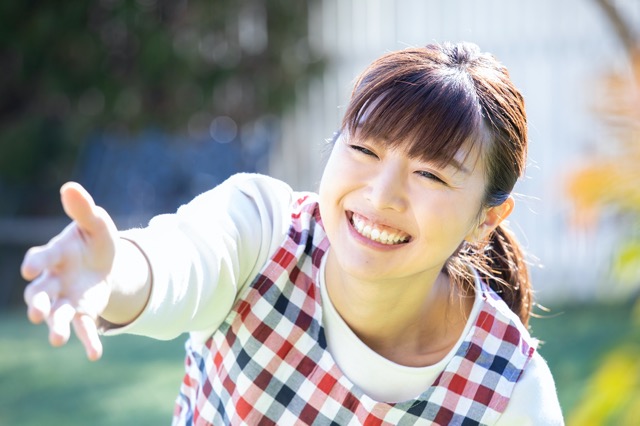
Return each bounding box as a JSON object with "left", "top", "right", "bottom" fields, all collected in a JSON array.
[
  {"left": 104, "top": 173, "right": 294, "bottom": 342},
  {"left": 496, "top": 351, "right": 565, "bottom": 425}
]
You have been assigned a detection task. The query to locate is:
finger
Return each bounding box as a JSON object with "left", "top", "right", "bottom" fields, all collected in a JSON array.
[
  {"left": 21, "top": 247, "right": 44, "bottom": 281},
  {"left": 21, "top": 243, "right": 63, "bottom": 281},
  {"left": 47, "top": 300, "right": 76, "bottom": 347},
  {"left": 24, "top": 274, "right": 61, "bottom": 324},
  {"left": 72, "top": 314, "right": 103, "bottom": 361},
  {"left": 28, "top": 292, "right": 52, "bottom": 324}
]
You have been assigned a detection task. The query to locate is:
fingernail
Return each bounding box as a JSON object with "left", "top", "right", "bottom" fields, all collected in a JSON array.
[
  {"left": 49, "top": 331, "right": 65, "bottom": 347},
  {"left": 87, "top": 347, "right": 102, "bottom": 361},
  {"left": 27, "top": 307, "right": 44, "bottom": 324}
]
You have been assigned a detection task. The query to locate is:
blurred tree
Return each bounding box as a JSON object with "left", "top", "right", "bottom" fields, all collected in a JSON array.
[
  {"left": 0, "top": 0, "right": 323, "bottom": 215},
  {"left": 566, "top": 0, "right": 640, "bottom": 293},
  {"left": 566, "top": 0, "right": 640, "bottom": 424}
]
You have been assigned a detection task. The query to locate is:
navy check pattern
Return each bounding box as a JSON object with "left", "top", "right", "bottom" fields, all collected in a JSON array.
[{"left": 173, "top": 194, "right": 536, "bottom": 425}]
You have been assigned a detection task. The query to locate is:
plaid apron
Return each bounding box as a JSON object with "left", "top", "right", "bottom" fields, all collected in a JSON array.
[{"left": 174, "top": 194, "right": 536, "bottom": 425}]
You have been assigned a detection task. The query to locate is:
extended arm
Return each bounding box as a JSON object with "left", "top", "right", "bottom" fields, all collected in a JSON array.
[{"left": 22, "top": 174, "right": 295, "bottom": 357}]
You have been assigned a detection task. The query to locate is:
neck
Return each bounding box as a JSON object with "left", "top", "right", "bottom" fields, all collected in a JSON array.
[{"left": 325, "top": 251, "right": 473, "bottom": 367}]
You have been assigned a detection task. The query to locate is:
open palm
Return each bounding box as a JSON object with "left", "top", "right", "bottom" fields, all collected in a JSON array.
[{"left": 21, "top": 182, "right": 117, "bottom": 360}]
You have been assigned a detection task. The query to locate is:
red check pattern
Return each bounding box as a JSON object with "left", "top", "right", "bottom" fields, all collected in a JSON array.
[{"left": 173, "top": 194, "right": 536, "bottom": 425}]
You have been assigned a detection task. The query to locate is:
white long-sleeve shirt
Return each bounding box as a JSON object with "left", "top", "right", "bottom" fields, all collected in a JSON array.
[{"left": 110, "top": 173, "right": 564, "bottom": 424}]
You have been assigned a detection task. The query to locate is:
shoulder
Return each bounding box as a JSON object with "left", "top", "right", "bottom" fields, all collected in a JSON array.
[
  {"left": 179, "top": 173, "right": 298, "bottom": 223},
  {"left": 225, "top": 173, "right": 320, "bottom": 213},
  {"left": 497, "top": 351, "right": 565, "bottom": 425},
  {"left": 227, "top": 173, "right": 321, "bottom": 226},
  {"left": 474, "top": 280, "right": 537, "bottom": 373},
  {"left": 218, "top": 173, "right": 295, "bottom": 202},
  {"left": 478, "top": 279, "right": 537, "bottom": 352}
]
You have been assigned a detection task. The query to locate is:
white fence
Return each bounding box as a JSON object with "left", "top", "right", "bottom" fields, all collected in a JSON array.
[{"left": 269, "top": 0, "right": 640, "bottom": 303}]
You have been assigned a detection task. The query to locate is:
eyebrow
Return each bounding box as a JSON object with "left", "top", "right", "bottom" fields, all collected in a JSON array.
[{"left": 414, "top": 152, "right": 472, "bottom": 176}]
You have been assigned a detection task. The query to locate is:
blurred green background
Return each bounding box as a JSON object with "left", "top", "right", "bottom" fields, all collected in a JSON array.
[{"left": 2, "top": 0, "right": 640, "bottom": 425}]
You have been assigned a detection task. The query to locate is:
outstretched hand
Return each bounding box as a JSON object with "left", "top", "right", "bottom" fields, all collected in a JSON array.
[{"left": 21, "top": 183, "right": 118, "bottom": 361}]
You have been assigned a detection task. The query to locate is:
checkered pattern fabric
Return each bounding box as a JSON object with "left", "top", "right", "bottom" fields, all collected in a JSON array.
[{"left": 173, "top": 194, "right": 536, "bottom": 425}]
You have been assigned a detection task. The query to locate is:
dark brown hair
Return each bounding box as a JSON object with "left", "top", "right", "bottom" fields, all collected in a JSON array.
[{"left": 341, "top": 42, "right": 532, "bottom": 325}]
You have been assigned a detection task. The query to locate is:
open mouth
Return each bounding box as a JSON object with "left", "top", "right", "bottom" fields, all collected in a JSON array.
[{"left": 349, "top": 212, "right": 411, "bottom": 245}]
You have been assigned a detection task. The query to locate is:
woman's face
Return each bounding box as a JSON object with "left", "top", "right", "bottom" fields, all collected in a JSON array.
[{"left": 318, "top": 131, "right": 492, "bottom": 286}]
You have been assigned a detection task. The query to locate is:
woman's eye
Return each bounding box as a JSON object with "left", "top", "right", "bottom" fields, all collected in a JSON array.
[
  {"left": 416, "top": 170, "right": 446, "bottom": 184},
  {"left": 350, "top": 145, "right": 378, "bottom": 158}
]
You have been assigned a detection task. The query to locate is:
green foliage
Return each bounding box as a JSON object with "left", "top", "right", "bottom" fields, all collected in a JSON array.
[
  {"left": 568, "top": 345, "right": 640, "bottom": 425},
  {"left": 613, "top": 232, "right": 640, "bottom": 288},
  {"left": 564, "top": 41, "right": 640, "bottom": 426},
  {"left": 0, "top": 0, "right": 323, "bottom": 215}
]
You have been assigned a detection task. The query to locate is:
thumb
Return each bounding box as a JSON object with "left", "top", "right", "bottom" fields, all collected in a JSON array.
[{"left": 60, "top": 182, "right": 109, "bottom": 237}]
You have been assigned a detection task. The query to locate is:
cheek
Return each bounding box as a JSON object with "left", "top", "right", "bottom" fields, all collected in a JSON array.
[
  {"left": 318, "top": 162, "right": 336, "bottom": 207},
  {"left": 318, "top": 157, "right": 341, "bottom": 222},
  {"left": 318, "top": 146, "right": 350, "bottom": 202},
  {"left": 419, "top": 195, "right": 480, "bottom": 242}
]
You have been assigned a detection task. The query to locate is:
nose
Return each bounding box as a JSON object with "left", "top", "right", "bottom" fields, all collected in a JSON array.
[{"left": 365, "top": 161, "right": 408, "bottom": 212}]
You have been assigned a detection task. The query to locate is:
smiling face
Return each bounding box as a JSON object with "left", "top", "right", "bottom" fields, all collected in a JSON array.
[
  {"left": 318, "top": 131, "right": 489, "bottom": 286},
  {"left": 318, "top": 44, "right": 526, "bottom": 295}
]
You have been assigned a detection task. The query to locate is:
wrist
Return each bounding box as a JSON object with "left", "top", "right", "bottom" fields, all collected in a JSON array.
[{"left": 100, "top": 237, "right": 152, "bottom": 325}]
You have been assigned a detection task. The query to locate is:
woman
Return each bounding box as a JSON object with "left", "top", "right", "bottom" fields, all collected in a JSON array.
[{"left": 22, "top": 42, "right": 564, "bottom": 424}]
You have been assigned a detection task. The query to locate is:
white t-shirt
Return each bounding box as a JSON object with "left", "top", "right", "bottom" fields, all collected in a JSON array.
[{"left": 109, "top": 173, "right": 564, "bottom": 424}]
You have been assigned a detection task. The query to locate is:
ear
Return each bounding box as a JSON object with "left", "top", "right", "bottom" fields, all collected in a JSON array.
[{"left": 468, "top": 196, "right": 515, "bottom": 243}]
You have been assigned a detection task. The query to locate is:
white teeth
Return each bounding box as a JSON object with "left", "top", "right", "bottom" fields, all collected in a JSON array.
[{"left": 351, "top": 213, "right": 408, "bottom": 245}]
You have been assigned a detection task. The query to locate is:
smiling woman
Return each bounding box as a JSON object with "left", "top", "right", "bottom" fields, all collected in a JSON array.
[{"left": 21, "top": 42, "right": 563, "bottom": 425}]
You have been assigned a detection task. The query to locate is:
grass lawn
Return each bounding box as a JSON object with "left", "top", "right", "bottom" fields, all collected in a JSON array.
[
  {"left": 1, "top": 300, "right": 638, "bottom": 425},
  {"left": 529, "top": 300, "right": 640, "bottom": 421},
  {"left": 0, "top": 309, "right": 185, "bottom": 426}
]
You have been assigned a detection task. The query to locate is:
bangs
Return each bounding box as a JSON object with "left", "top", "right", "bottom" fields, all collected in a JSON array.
[{"left": 341, "top": 52, "right": 486, "bottom": 167}]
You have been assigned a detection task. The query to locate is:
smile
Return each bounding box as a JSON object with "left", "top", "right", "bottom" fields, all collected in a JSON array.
[{"left": 349, "top": 212, "right": 411, "bottom": 245}]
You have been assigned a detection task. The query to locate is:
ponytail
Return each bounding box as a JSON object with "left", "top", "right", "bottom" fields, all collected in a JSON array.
[
  {"left": 478, "top": 224, "right": 532, "bottom": 326},
  {"left": 447, "top": 223, "right": 533, "bottom": 327}
]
